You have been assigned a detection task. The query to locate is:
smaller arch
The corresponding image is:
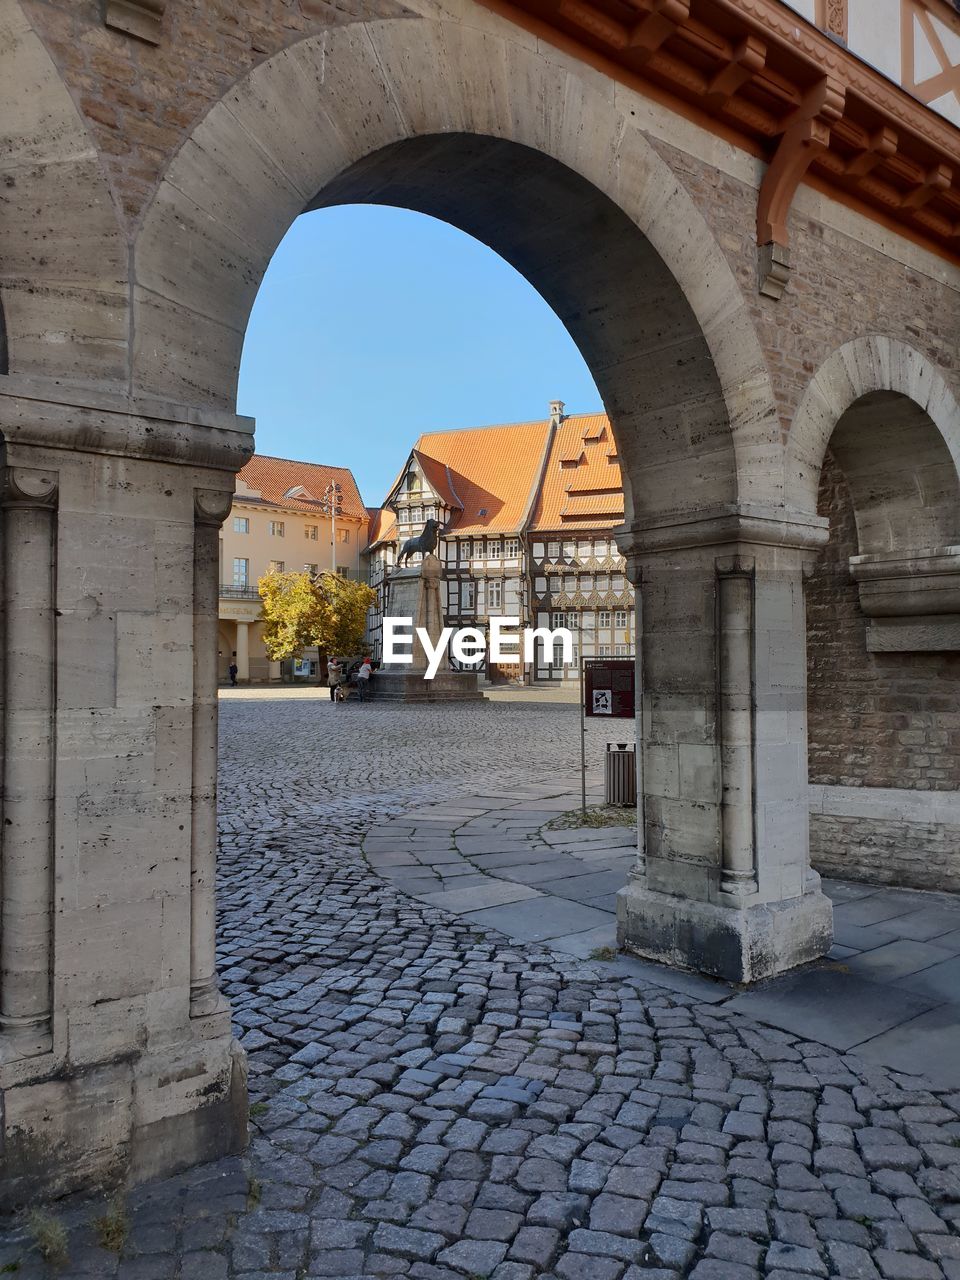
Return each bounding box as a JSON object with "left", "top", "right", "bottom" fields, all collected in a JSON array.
[
  {"left": 786, "top": 336, "right": 960, "bottom": 528},
  {"left": 829, "top": 390, "right": 960, "bottom": 556}
]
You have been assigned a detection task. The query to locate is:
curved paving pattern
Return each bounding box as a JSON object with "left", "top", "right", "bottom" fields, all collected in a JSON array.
[{"left": 2, "top": 693, "right": 959, "bottom": 1280}]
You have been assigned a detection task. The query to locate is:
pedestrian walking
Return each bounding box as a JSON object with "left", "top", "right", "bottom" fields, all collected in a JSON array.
[
  {"left": 355, "top": 656, "right": 373, "bottom": 702},
  {"left": 228, "top": 659, "right": 238, "bottom": 687},
  {"left": 327, "top": 656, "right": 343, "bottom": 702}
]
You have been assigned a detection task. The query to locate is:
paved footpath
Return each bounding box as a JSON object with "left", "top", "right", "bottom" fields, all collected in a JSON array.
[{"left": 2, "top": 693, "right": 959, "bottom": 1279}]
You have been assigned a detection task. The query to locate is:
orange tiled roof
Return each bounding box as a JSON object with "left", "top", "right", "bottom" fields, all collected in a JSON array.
[
  {"left": 237, "top": 455, "right": 367, "bottom": 521},
  {"left": 527, "top": 414, "right": 625, "bottom": 532},
  {"left": 407, "top": 421, "right": 552, "bottom": 536},
  {"left": 368, "top": 507, "right": 397, "bottom": 547},
  {"left": 412, "top": 451, "right": 464, "bottom": 511}
]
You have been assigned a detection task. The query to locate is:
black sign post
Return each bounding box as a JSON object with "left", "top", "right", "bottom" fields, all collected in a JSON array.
[{"left": 579, "top": 656, "right": 636, "bottom": 816}]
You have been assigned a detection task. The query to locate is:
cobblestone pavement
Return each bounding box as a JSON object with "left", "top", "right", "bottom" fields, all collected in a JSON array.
[{"left": 3, "top": 694, "right": 960, "bottom": 1279}]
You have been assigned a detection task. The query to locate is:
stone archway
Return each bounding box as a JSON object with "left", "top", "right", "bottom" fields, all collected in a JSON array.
[
  {"left": 785, "top": 335, "right": 960, "bottom": 519},
  {"left": 796, "top": 339, "right": 960, "bottom": 892},
  {"left": 130, "top": 18, "right": 777, "bottom": 523},
  {"left": 132, "top": 15, "right": 836, "bottom": 993}
]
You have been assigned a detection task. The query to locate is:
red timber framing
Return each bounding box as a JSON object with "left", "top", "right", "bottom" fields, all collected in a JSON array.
[{"left": 477, "top": 0, "right": 960, "bottom": 289}]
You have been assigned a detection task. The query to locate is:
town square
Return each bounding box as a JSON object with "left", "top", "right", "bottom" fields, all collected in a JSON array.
[{"left": 2, "top": 0, "right": 960, "bottom": 1273}]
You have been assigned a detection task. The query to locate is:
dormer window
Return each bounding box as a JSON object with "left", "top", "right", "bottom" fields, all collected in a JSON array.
[{"left": 283, "top": 485, "right": 312, "bottom": 500}]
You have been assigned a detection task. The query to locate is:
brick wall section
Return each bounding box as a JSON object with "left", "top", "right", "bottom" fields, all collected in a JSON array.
[
  {"left": 806, "top": 451, "right": 960, "bottom": 791},
  {"left": 806, "top": 452, "right": 960, "bottom": 889}
]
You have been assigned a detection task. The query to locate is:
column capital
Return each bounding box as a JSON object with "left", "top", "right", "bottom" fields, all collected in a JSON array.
[
  {"left": 1, "top": 467, "right": 58, "bottom": 509},
  {"left": 615, "top": 505, "right": 828, "bottom": 577},
  {"left": 194, "top": 488, "right": 234, "bottom": 528}
]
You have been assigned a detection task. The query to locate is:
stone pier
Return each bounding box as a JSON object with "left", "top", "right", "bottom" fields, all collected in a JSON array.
[{"left": 0, "top": 378, "right": 250, "bottom": 1206}]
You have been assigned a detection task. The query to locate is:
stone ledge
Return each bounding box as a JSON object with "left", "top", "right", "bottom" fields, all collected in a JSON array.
[
  {"left": 0, "top": 373, "right": 254, "bottom": 471},
  {"left": 808, "top": 783, "right": 960, "bottom": 826}
]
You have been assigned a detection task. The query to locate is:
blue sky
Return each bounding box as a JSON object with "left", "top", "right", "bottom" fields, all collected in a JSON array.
[{"left": 238, "top": 205, "right": 602, "bottom": 508}]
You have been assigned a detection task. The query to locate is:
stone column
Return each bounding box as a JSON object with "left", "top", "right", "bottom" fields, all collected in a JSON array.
[
  {"left": 0, "top": 467, "right": 58, "bottom": 1060},
  {"left": 190, "top": 490, "right": 233, "bottom": 1017},
  {"left": 235, "top": 621, "right": 250, "bottom": 681},
  {"left": 616, "top": 512, "right": 834, "bottom": 982},
  {"left": 717, "top": 559, "right": 758, "bottom": 898}
]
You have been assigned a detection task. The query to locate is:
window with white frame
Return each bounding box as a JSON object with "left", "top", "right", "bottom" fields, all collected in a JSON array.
[
  {"left": 305, "top": 524, "right": 318, "bottom": 540},
  {"left": 488, "top": 579, "right": 502, "bottom": 611},
  {"left": 269, "top": 560, "right": 285, "bottom": 573},
  {"left": 337, "top": 528, "right": 350, "bottom": 544},
  {"left": 504, "top": 538, "right": 520, "bottom": 558},
  {"left": 268, "top": 521, "right": 285, "bottom": 537},
  {"left": 462, "top": 581, "right": 476, "bottom": 609},
  {"left": 547, "top": 541, "right": 560, "bottom": 559},
  {"left": 488, "top": 539, "right": 502, "bottom": 559},
  {"left": 614, "top": 610, "right": 628, "bottom": 628},
  {"left": 233, "top": 516, "right": 249, "bottom": 534},
  {"left": 563, "top": 541, "right": 575, "bottom": 558},
  {"left": 615, "top": 643, "right": 630, "bottom": 656},
  {"left": 598, "top": 610, "right": 611, "bottom": 628},
  {"left": 232, "top": 558, "right": 249, "bottom": 587},
  {"left": 304, "top": 563, "right": 318, "bottom": 575},
  {"left": 551, "top": 611, "right": 568, "bottom": 628},
  {"left": 599, "top": 644, "right": 612, "bottom": 656}
]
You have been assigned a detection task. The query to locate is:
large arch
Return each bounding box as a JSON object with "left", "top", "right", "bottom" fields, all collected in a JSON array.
[
  {"left": 131, "top": 15, "right": 780, "bottom": 523},
  {"left": 0, "top": 0, "right": 126, "bottom": 391}
]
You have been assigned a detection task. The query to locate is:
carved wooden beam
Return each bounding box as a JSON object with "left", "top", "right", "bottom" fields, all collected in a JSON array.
[
  {"left": 626, "top": 0, "right": 691, "bottom": 63},
  {"left": 900, "top": 162, "right": 953, "bottom": 210},
  {"left": 105, "top": 0, "right": 165, "bottom": 44},
  {"left": 757, "top": 76, "right": 846, "bottom": 299},
  {"left": 845, "top": 125, "right": 899, "bottom": 178},
  {"left": 705, "top": 35, "right": 767, "bottom": 109}
]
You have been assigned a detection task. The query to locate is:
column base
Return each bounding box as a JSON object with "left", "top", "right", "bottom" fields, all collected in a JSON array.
[
  {"left": 0, "top": 1032, "right": 247, "bottom": 1210},
  {"left": 616, "top": 881, "right": 834, "bottom": 984}
]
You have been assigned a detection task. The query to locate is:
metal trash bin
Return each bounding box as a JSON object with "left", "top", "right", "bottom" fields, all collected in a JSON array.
[{"left": 604, "top": 742, "right": 637, "bottom": 807}]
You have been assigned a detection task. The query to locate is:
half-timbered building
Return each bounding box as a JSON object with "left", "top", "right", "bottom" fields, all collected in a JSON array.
[{"left": 365, "top": 402, "right": 633, "bottom": 682}]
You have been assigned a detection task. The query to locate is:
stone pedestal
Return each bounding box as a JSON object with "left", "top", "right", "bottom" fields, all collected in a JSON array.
[
  {"left": 376, "top": 555, "right": 482, "bottom": 702},
  {"left": 615, "top": 510, "right": 835, "bottom": 984},
  {"left": 0, "top": 377, "right": 250, "bottom": 1207}
]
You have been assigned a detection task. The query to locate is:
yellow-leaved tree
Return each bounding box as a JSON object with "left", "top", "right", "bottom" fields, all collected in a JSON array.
[{"left": 258, "top": 570, "right": 376, "bottom": 664}]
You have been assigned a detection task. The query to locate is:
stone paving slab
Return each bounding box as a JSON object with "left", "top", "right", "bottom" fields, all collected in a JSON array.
[
  {"left": 420, "top": 880, "right": 542, "bottom": 912},
  {"left": 722, "top": 969, "right": 937, "bottom": 1052},
  {"left": 461, "top": 895, "right": 615, "bottom": 943},
  {"left": 853, "top": 1005, "right": 960, "bottom": 1086}
]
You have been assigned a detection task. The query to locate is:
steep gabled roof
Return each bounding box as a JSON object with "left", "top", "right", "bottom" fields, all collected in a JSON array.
[
  {"left": 411, "top": 450, "right": 464, "bottom": 511},
  {"left": 527, "top": 413, "right": 625, "bottom": 532},
  {"left": 237, "top": 455, "right": 367, "bottom": 520},
  {"left": 367, "top": 507, "right": 397, "bottom": 548},
  {"left": 404, "top": 420, "right": 553, "bottom": 535}
]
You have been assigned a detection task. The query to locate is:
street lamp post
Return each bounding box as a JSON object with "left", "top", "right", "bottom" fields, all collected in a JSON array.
[
  {"left": 317, "top": 481, "right": 344, "bottom": 682},
  {"left": 321, "top": 481, "right": 343, "bottom": 576}
]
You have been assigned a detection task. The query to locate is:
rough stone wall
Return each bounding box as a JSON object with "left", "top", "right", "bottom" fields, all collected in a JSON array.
[
  {"left": 21, "top": 0, "right": 413, "bottom": 221},
  {"left": 806, "top": 451, "right": 960, "bottom": 888},
  {"left": 647, "top": 136, "right": 960, "bottom": 436}
]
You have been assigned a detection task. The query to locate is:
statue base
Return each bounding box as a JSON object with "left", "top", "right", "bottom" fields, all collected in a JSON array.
[{"left": 374, "top": 667, "right": 484, "bottom": 702}]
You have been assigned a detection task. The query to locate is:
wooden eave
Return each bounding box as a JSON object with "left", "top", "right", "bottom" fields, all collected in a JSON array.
[{"left": 478, "top": 0, "right": 960, "bottom": 266}]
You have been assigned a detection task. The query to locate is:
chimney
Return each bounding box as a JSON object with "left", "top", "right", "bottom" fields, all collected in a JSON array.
[{"left": 549, "top": 399, "right": 565, "bottom": 426}]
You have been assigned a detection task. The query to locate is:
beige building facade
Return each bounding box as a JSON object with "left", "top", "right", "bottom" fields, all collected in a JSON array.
[
  {"left": 218, "top": 455, "right": 368, "bottom": 682},
  {"left": 2, "top": 0, "right": 960, "bottom": 1204}
]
